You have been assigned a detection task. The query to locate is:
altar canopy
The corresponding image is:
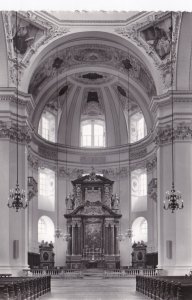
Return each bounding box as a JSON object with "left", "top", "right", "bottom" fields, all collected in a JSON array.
[{"left": 64, "top": 170, "right": 122, "bottom": 269}]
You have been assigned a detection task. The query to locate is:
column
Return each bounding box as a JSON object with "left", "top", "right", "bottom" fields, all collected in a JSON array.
[
  {"left": 77, "top": 224, "right": 82, "bottom": 255},
  {"left": 72, "top": 224, "right": 76, "bottom": 255},
  {"left": 111, "top": 223, "right": 115, "bottom": 255},
  {"left": 0, "top": 90, "right": 31, "bottom": 275},
  {"left": 104, "top": 224, "right": 108, "bottom": 255},
  {"left": 153, "top": 92, "right": 192, "bottom": 275}
]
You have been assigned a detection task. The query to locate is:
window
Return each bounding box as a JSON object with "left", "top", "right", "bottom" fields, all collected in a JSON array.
[
  {"left": 130, "top": 112, "right": 147, "bottom": 143},
  {"left": 38, "top": 216, "right": 55, "bottom": 243},
  {"left": 81, "top": 119, "right": 105, "bottom": 147},
  {"left": 38, "top": 168, "right": 55, "bottom": 211},
  {"left": 38, "top": 111, "right": 56, "bottom": 142},
  {"left": 132, "top": 217, "right": 148, "bottom": 243},
  {"left": 131, "top": 169, "right": 147, "bottom": 212}
]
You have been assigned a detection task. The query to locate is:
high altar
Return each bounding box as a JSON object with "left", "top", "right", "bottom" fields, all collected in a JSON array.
[{"left": 64, "top": 170, "right": 122, "bottom": 269}]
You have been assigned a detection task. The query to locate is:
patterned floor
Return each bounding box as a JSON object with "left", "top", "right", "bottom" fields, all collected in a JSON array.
[{"left": 41, "top": 278, "right": 149, "bottom": 300}]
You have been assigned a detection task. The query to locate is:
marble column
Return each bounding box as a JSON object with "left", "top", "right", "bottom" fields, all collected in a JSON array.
[
  {"left": 72, "top": 225, "right": 76, "bottom": 255},
  {"left": 111, "top": 223, "right": 115, "bottom": 255},
  {"left": 78, "top": 225, "right": 82, "bottom": 255},
  {"left": 152, "top": 91, "right": 192, "bottom": 275},
  {"left": 104, "top": 225, "right": 108, "bottom": 255},
  {"left": 0, "top": 90, "right": 31, "bottom": 275}
]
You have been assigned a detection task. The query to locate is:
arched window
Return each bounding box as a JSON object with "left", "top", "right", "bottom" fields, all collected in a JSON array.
[
  {"left": 130, "top": 112, "right": 147, "bottom": 143},
  {"left": 38, "top": 168, "right": 55, "bottom": 211},
  {"left": 38, "top": 216, "right": 55, "bottom": 243},
  {"left": 81, "top": 119, "right": 105, "bottom": 147},
  {"left": 132, "top": 217, "right": 148, "bottom": 243},
  {"left": 131, "top": 169, "right": 147, "bottom": 212},
  {"left": 38, "top": 111, "right": 56, "bottom": 142}
]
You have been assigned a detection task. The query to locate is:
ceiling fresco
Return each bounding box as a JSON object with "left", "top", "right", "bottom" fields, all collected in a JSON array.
[{"left": 28, "top": 44, "right": 156, "bottom": 99}]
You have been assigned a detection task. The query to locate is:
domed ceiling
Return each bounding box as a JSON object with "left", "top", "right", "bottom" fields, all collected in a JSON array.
[
  {"left": 29, "top": 40, "right": 157, "bottom": 147},
  {"left": 1, "top": 10, "right": 182, "bottom": 148}
]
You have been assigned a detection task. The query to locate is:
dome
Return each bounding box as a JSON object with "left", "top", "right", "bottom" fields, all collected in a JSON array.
[{"left": 28, "top": 32, "right": 156, "bottom": 147}]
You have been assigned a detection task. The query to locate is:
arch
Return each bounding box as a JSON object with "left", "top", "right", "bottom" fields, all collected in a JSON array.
[
  {"left": 22, "top": 31, "right": 160, "bottom": 94},
  {"left": 176, "top": 12, "right": 192, "bottom": 90},
  {"left": 38, "top": 216, "right": 55, "bottom": 243},
  {"left": 132, "top": 217, "right": 148, "bottom": 244}
]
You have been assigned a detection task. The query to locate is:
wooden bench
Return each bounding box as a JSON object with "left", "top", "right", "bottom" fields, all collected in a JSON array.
[
  {"left": 0, "top": 275, "right": 51, "bottom": 299},
  {"left": 136, "top": 275, "right": 192, "bottom": 300}
]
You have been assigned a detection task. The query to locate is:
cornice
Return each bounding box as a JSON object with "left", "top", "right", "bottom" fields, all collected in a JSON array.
[
  {"left": 31, "top": 129, "right": 154, "bottom": 159},
  {"left": 28, "top": 146, "right": 157, "bottom": 180},
  {"left": 37, "top": 11, "right": 148, "bottom": 26},
  {"left": 150, "top": 91, "right": 192, "bottom": 114},
  {"left": 0, "top": 88, "right": 35, "bottom": 120}
]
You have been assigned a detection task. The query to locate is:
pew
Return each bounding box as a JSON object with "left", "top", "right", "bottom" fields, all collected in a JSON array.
[
  {"left": 136, "top": 275, "right": 192, "bottom": 300},
  {"left": 0, "top": 275, "right": 51, "bottom": 299}
]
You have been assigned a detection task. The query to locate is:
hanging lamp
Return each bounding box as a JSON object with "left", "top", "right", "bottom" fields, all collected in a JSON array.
[
  {"left": 163, "top": 12, "right": 184, "bottom": 213},
  {"left": 8, "top": 12, "right": 28, "bottom": 212},
  {"left": 53, "top": 52, "right": 63, "bottom": 239},
  {"left": 125, "top": 52, "right": 133, "bottom": 239}
]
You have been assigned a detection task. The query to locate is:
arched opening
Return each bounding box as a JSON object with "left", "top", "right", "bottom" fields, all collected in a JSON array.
[
  {"left": 132, "top": 217, "right": 148, "bottom": 244},
  {"left": 38, "top": 216, "right": 55, "bottom": 243},
  {"left": 38, "top": 168, "right": 55, "bottom": 211}
]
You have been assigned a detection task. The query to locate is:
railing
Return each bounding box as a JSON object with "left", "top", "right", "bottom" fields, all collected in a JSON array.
[
  {"left": 30, "top": 268, "right": 61, "bottom": 277},
  {"left": 104, "top": 268, "right": 160, "bottom": 278},
  {"left": 29, "top": 268, "right": 83, "bottom": 279},
  {"left": 62, "top": 270, "right": 83, "bottom": 279},
  {"left": 28, "top": 268, "right": 160, "bottom": 279}
]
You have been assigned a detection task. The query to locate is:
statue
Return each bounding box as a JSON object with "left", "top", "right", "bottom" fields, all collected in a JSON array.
[
  {"left": 65, "top": 193, "right": 75, "bottom": 210},
  {"left": 111, "top": 194, "right": 115, "bottom": 209},
  {"left": 111, "top": 193, "right": 120, "bottom": 209}
]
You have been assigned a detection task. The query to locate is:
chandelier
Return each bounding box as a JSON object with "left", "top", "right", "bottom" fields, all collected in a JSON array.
[
  {"left": 8, "top": 12, "right": 28, "bottom": 211},
  {"left": 53, "top": 54, "right": 63, "bottom": 239},
  {"left": 163, "top": 12, "right": 184, "bottom": 213}
]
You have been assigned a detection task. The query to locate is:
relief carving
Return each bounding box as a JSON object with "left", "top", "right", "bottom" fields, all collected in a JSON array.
[
  {"left": 2, "top": 11, "right": 70, "bottom": 85},
  {"left": 0, "top": 121, "right": 31, "bottom": 143},
  {"left": 154, "top": 122, "right": 192, "bottom": 146},
  {"left": 115, "top": 12, "right": 182, "bottom": 91}
]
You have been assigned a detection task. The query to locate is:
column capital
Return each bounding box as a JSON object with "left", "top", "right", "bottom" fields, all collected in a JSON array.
[{"left": 154, "top": 122, "right": 192, "bottom": 146}]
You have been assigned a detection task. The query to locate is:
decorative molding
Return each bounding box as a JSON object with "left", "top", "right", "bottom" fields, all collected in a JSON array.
[
  {"left": 28, "top": 44, "right": 156, "bottom": 99},
  {"left": 38, "top": 146, "right": 57, "bottom": 160},
  {"left": 115, "top": 12, "right": 182, "bottom": 91},
  {"left": 130, "top": 148, "right": 147, "bottom": 160},
  {"left": 80, "top": 155, "right": 106, "bottom": 164},
  {"left": 154, "top": 122, "right": 192, "bottom": 146},
  {"left": 146, "top": 156, "right": 157, "bottom": 172},
  {"left": 28, "top": 176, "right": 38, "bottom": 200},
  {"left": 0, "top": 121, "right": 31, "bottom": 143},
  {"left": 2, "top": 11, "right": 70, "bottom": 85},
  {"left": 72, "top": 72, "right": 114, "bottom": 85},
  {"left": 148, "top": 178, "right": 157, "bottom": 201}
]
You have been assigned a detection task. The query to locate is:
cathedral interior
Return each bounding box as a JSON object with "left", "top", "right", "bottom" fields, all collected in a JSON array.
[{"left": 0, "top": 9, "right": 192, "bottom": 299}]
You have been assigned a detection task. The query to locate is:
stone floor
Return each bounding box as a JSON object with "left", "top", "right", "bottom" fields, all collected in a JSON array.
[{"left": 41, "top": 278, "right": 149, "bottom": 300}]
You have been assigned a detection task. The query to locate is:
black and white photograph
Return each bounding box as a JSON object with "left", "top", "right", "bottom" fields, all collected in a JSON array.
[{"left": 0, "top": 0, "right": 192, "bottom": 299}]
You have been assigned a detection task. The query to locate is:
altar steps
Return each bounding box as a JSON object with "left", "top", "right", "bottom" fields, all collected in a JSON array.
[{"left": 83, "top": 268, "right": 104, "bottom": 278}]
